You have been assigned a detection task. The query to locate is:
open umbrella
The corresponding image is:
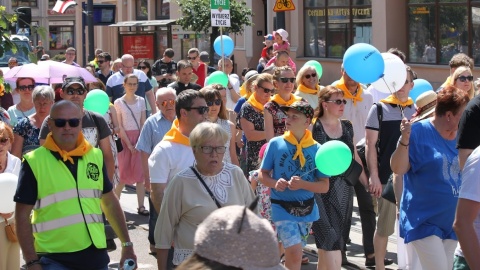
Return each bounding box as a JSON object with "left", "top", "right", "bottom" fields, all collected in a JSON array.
[
  {"left": 38, "top": 60, "right": 97, "bottom": 83},
  {"left": 3, "top": 63, "right": 50, "bottom": 84}
]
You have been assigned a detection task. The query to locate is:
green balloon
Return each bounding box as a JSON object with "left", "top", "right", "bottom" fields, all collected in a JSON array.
[
  {"left": 304, "top": 60, "right": 323, "bottom": 79},
  {"left": 315, "top": 140, "right": 352, "bottom": 176},
  {"left": 206, "top": 71, "right": 229, "bottom": 87},
  {"left": 84, "top": 89, "right": 110, "bottom": 115}
]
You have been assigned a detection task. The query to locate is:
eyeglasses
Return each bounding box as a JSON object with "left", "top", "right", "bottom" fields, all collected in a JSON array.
[
  {"left": 161, "top": 99, "right": 175, "bottom": 107},
  {"left": 207, "top": 99, "right": 222, "bottom": 106},
  {"left": 199, "top": 146, "right": 227, "bottom": 154},
  {"left": 279, "top": 77, "right": 295, "bottom": 83},
  {"left": 97, "top": 60, "right": 105, "bottom": 64},
  {"left": 0, "top": 138, "right": 9, "bottom": 144},
  {"left": 66, "top": 87, "right": 86, "bottom": 95},
  {"left": 258, "top": 85, "right": 275, "bottom": 94},
  {"left": 185, "top": 106, "right": 209, "bottom": 114},
  {"left": 50, "top": 118, "right": 81, "bottom": 128},
  {"left": 18, "top": 85, "right": 35, "bottom": 91},
  {"left": 187, "top": 56, "right": 197, "bottom": 60},
  {"left": 304, "top": 73, "right": 317, "bottom": 79},
  {"left": 325, "top": 99, "right": 347, "bottom": 105},
  {"left": 457, "top": 75, "right": 474, "bottom": 82},
  {"left": 138, "top": 66, "right": 148, "bottom": 70}
]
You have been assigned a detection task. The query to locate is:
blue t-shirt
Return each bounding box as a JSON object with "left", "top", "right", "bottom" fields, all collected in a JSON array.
[
  {"left": 261, "top": 136, "right": 327, "bottom": 222},
  {"left": 400, "top": 119, "right": 460, "bottom": 243}
]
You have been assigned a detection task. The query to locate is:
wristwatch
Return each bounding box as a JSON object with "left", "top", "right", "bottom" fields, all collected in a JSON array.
[{"left": 121, "top": 241, "right": 133, "bottom": 247}]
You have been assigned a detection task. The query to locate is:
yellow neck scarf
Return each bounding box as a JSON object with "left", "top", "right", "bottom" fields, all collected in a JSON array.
[
  {"left": 336, "top": 77, "right": 363, "bottom": 106},
  {"left": 43, "top": 133, "right": 93, "bottom": 164},
  {"left": 297, "top": 84, "right": 319, "bottom": 95},
  {"left": 283, "top": 130, "right": 316, "bottom": 168},
  {"left": 162, "top": 119, "right": 190, "bottom": 146},
  {"left": 239, "top": 83, "right": 252, "bottom": 99},
  {"left": 380, "top": 94, "right": 414, "bottom": 107},
  {"left": 247, "top": 92, "right": 268, "bottom": 113},
  {"left": 271, "top": 94, "right": 302, "bottom": 106},
  {"left": 441, "top": 76, "right": 451, "bottom": 88}
]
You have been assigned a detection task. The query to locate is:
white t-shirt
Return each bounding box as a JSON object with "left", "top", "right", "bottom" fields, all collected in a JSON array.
[
  {"left": 341, "top": 91, "right": 374, "bottom": 144},
  {"left": 226, "top": 74, "right": 240, "bottom": 110},
  {"left": 365, "top": 85, "right": 390, "bottom": 104},
  {"left": 148, "top": 141, "right": 195, "bottom": 184},
  {"left": 455, "top": 146, "right": 480, "bottom": 257}
]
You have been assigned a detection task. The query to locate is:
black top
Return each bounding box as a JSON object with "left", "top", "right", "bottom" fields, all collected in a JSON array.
[
  {"left": 96, "top": 70, "right": 114, "bottom": 86},
  {"left": 457, "top": 95, "right": 480, "bottom": 150},
  {"left": 167, "top": 81, "right": 202, "bottom": 95},
  {"left": 152, "top": 59, "right": 177, "bottom": 87}
]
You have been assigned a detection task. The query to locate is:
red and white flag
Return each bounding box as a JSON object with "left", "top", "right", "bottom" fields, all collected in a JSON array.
[{"left": 52, "top": 0, "right": 77, "bottom": 14}]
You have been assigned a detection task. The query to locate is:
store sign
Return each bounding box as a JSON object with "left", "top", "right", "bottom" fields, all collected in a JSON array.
[
  {"left": 121, "top": 35, "right": 154, "bottom": 60},
  {"left": 306, "top": 8, "right": 371, "bottom": 17},
  {"left": 211, "top": 0, "right": 230, "bottom": 27}
]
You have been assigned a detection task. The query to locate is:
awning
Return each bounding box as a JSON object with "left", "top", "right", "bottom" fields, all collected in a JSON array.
[{"left": 109, "top": 19, "right": 177, "bottom": 27}]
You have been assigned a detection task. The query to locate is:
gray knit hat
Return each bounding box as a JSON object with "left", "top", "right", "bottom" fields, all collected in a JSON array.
[{"left": 194, "top": 205, "right": 286, "bottom": 270}]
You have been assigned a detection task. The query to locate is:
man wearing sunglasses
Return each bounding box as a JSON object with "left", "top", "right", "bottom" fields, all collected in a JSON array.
[
  {"left": 89, "top": 48, "right": 103, "bottom": 70},
  {"left": 96, "top": 52, "right": 113, "bottom": 85},
  {"left": 136, "top": 87, "right": 177, "bottom": 254},
  {"left": 148, "top": 90, "right": 207, "bottom": 268},
  {"left": 152, "top": 48, "right": 177, "bottom": 88},
  {"left": 187, "top": 48, "right": 207, "bottom": 87},
  {"left": 167, "top": 60, "right": 201, "bottom": 95},
  {"left": 15, "top": 100, "right": 137, "bottom": 270}
]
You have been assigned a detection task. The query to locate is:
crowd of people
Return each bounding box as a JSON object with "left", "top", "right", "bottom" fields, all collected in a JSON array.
[{"left": 1, "top": 28, "right": 480, "bottom": 270}]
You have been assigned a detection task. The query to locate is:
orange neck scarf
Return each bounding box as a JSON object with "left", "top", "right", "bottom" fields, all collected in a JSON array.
[
  {"left": 336, "top": 77, "right": 363, "bottom": 106},
  {"left": 247, "top": 92, "right": 268, "bottom": 113},
  {"left": 297, "top": 84, "right": 319, "bottom": 95},
  {"left": 380, "top": 94, "right": 414, "bottom": 107},
  {"left": 162, "top": 119, "right": 190, "bottom": 146},
  {"left": 43, "top": 133, "right": 93, "bottom": 164},
  {"left": 271, "top": 93, "right": 302, "bottom": 106},
  {"left": 283, "top": 130, "right": 316, "bottom": 168}
]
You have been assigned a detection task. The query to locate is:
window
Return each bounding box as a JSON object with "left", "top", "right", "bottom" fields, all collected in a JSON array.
[
  {"left": 12, "top": 0, "right": 37, "bottom": 7},
  {"left": 136, "top": 0, "right": 148, "bottom": 20},
  {"left": 49, "top": 26, "right": 74, "bottom": 50},
  {"left": 156, "top": 0, "right": 170, "bottom": 19},
  {"left": 304, "top": 0, "right": 372, "bottom": 58},
  {"left": 408, "top": 0, "right": 480, "bottom": 65}
]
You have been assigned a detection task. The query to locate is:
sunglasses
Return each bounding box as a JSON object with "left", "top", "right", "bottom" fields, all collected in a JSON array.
[
  {"left": 457, "top": 75, "right": 474, "bottom": 82},
  {"left": 18, "top": 85, "right": 35, "bottom": 91},
  {"left": 258, "top": 85, "right": 275, "bottom": 94},
  {"left": 325, "top": 99, "right": 347, "bottom": 105},
  {"left": 199, "top": 146, "right": 227, "bottom": 154},
  {"left": 97, "top": 60, "right": 105, "bottom": 64},
  {"left": 304, "top": 73, "right": 317, "bottom": 79},
  {"left": 279, "top": 77, "right": 295, "bottom": 83},
  {"left": 138, "top": 66, "right": 148, "bottom": 70},
  {"left": 187, "top": 56, "right": 197, "bottom": 60},
  {"left": 161, "top": 99, "right": 175, "bottom": 107},
  {"left": 66, "top": 87, "right": 86, "bottom": 95},
  {"left": 0, "top": 138, "right": 9, "bottom": 144},
  {"left": 50, "top": 118, "right": 81, "bottom": 128},
  {"left": 186, "top": 106, "right": 209, "bottom": 115},
  {"left": 207, "top": 99, "right": 222, "bottom": 106}
]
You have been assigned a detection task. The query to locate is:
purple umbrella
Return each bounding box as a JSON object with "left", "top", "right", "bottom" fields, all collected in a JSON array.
[
  {"left": 38, "top": 60, "right": 97, "bottom": 83},
  {"left": 3, "top": 63, "right": 50, "bottom": 84}
]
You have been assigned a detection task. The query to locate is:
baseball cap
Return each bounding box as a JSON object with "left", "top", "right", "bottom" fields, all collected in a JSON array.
[
  {"left": 280, "top": 101, "right": 314, "bottom": 120},
  {"left": 264, "top": 34, "right": 274, "bottom": 41},
  {"left": 199, "top": 51, "right": 209, "bottom": 63},
  {"left": 194, "top": 204, "right": 286, "bottom": 270},
  {"left": 245, "top": 70, "right": 259, "bottom": 83},
  {"left": 62, "top": 76, "right": 86, "bottom": 90},
  {"left": 273, "top": 29, "right": 288, "bottom": 42}
]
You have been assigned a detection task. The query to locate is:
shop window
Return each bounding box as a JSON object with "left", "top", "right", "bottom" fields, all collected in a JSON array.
[
  {"left": 156, "top": 0, "right": 170, "bottom": 19},
  {"left": 49, "top": 26, "right": 74, "bottom": 50},
  {"left": 304, "top": 0, "right": 372, "bottom": 58},
  {"left": 407, "top": 1, "right": 480, "bottom": 65},
  {"left": 12, "top": 0, "right": 37, "bottom": 7},
  {"left": 136, "top": 0, "right": 148, "bottom": 20}
]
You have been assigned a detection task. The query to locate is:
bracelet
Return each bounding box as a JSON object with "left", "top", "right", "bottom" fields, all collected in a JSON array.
[
  {"left": 122, "top": 241, "right": 134, "bottom": 247},
  {"left": 26, "top": 259, "right": 40, "bottom": 268},
  {"left": 399, "top": 141, "right": 409, "bottom": 147}
]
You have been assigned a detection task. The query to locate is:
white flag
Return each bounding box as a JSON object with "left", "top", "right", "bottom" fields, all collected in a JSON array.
[{"left": 52, "top": 0, "right": 77, "bottom": 14}]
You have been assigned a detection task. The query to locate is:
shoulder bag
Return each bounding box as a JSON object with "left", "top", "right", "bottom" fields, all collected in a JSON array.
[{"left": 4, "top": 218, "right": 17, "bottom": 242}]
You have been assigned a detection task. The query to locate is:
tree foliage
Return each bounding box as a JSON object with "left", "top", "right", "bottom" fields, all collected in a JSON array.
[
  {"left": 0, "top": 6, "right": 19, "bottom": 57},
  {"left": 176, "top": 0, "right": 254, "bottom": 34}
]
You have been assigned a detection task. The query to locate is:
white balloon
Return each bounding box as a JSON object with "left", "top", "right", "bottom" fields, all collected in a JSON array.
[
  {"left": 0, "top": 173, "right": 19, "bottom": 213},
  {"left": 371, "top": 53, "right": 407, "bottom": 94}
]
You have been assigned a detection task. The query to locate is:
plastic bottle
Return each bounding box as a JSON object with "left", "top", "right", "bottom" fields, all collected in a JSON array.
[{"left": 122, "top": 259, "right": 136, "bottom": 270}]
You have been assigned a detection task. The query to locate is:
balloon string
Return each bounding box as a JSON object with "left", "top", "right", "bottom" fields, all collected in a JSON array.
[
  {"left": 381, "top": 77, "right": 405, "bottom": 118},
  {"left": 298, "top": 167, "right": 319, "bottom": 178}
]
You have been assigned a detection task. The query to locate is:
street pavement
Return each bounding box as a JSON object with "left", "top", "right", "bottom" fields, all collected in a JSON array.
[{"left": 21, "top": 186, "right": 400, "bottom": 269}]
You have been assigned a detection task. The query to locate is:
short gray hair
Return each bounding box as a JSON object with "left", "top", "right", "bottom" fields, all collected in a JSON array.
[
  {"left": 156, "top": 87, "right": 176, "bottom": 99},
  {"left": 32, "top": 85, "right": 55, "bottom": 101},
  {"left": 190, "top": 122, "right": 228, "bottom": 149}
]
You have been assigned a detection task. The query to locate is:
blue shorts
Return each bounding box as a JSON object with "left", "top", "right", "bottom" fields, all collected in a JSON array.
[{"left": 275, "top": 220, "right": 312, "bottom": 248}]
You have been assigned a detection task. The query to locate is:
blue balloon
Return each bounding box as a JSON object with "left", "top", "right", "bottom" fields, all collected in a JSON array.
[
  {"left": 409, "top": 79, "right": 433, "bottom": 102},
  {"left": 214, "top": 35, "right": 234, "bottom": 57},
  {"left": 343, "top": 43, "right": 384, "bottom": 84}
]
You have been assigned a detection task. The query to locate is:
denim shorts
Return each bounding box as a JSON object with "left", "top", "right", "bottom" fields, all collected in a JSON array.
[
  {"left": 275, "top": 220, "right": 312, "bottom": 248},
  {"left": 39, "top": 257, "right": 108, "bottom": 270}
]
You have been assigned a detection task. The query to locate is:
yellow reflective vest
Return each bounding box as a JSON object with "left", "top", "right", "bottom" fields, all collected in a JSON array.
[{"left": 24, "top": 147, "right": 106, "bottom": 253}]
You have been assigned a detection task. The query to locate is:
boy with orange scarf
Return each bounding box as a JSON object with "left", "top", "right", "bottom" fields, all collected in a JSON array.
[{"left": 260, "top": 101, "right": 329, "bottom": 270}]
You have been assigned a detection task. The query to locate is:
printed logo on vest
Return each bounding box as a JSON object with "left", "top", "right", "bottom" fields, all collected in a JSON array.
[{"left": 86, "top": 162, "right": 100, "bottom": 181}]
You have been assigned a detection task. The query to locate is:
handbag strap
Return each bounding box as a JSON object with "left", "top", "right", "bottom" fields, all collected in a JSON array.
[
  {"left": 190, "top": 166, "right": 222, "bottom": 208},
  {"left": 375, "top": 103, "right": 383, "bottom": 155},
  {"left": 121, "top": 99, "right": 141, "bottom": 130}
]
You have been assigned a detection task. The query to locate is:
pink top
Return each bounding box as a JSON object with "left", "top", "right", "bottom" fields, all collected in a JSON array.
[
  {"left": 273, "top": 41, "right": 290, "bottom": 52},
  {"left": 114, "top": 96, "right": 145, "bottom": 131},
  {"left": 265, "top": 56, "right": 297, "bottom": 73}
]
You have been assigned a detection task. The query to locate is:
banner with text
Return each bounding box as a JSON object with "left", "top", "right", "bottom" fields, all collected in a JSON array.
[{"left": 211, "top": 0, "right": 230, "bottom": 27}]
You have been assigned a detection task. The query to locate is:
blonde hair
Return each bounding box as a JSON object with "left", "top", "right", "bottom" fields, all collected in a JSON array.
[
  {"left": 190, "top": 122, "right": 228, "bottom": 148},
  {"left": 451, "top": 66, "right": 475, "bottom": 99},
  {"left": 315, "top": 85, "right": 344, "bottom": 118},
  {"left": 253, "top": 73, "right": 274, "bottom": 88}
]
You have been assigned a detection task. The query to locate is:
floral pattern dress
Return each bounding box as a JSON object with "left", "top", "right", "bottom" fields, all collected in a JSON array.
[
  {"left": 237, "top": 103, "right": 266, "bottom": 173},
  {"left": 249, "top": 169, "right": 275, "bottom": 229},
  {"left": 264, "top": 101, "right": 287, "bottom": 137},
  {"left": 13, "top": 117, "right": 40, "bottom": 155}
]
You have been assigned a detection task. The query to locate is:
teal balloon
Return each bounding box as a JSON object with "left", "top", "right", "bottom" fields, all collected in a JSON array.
[
  {"left": 84, "top": 89, "right": 110, "bottom": 115},
  {"left": 206, "top": 71, "right": 229, "bottom": 87},
  {"left": 304, "top": 60, "right": 323, "bottom": 78},
  {"left": 315, "top": 140, "right": 352, "bottom": 176}
]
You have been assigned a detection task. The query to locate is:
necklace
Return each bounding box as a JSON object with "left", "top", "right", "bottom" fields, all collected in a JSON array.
[{"left": 320, "top": 119, "right": 342, "bottom": 139}]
